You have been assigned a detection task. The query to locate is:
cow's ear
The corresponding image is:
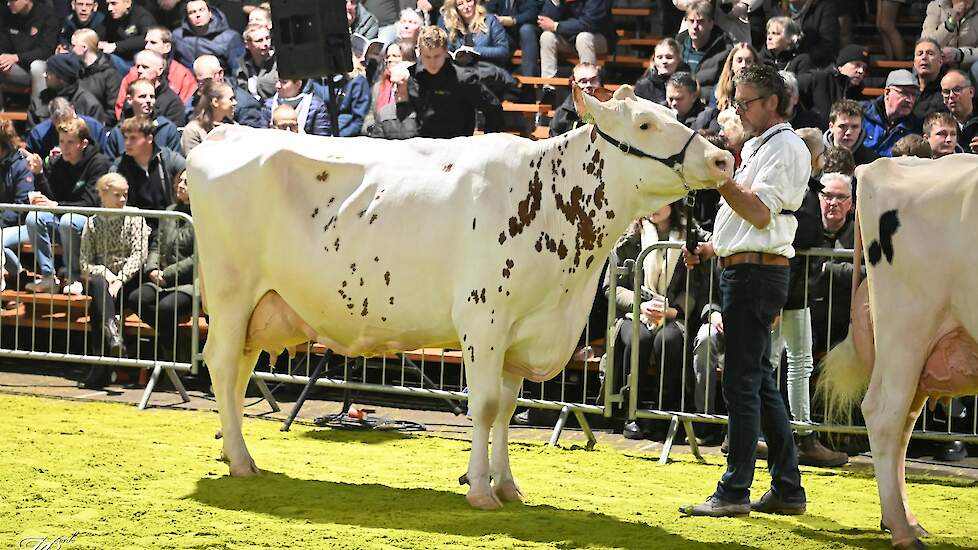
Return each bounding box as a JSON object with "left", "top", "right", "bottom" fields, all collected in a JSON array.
[
  {"left": 573, "top": 84, "right": 592, "bottom": 120},
  {"left": 612, "top": 85, "right": 636, "bottom": 101}
]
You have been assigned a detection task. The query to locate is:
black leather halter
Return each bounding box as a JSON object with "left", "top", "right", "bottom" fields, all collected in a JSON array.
[{"left": 592, "top": 125, "right": 697, "bottom": 192}]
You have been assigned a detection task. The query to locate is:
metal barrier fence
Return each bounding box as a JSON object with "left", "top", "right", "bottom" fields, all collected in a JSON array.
[{"left": 618, "top": 241, "right": 978, "bottom": 462}]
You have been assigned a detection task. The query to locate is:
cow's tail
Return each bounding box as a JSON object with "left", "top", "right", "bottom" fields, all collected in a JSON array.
[{"left": 816, "top": 331, "right": 870, "bottom": 426}]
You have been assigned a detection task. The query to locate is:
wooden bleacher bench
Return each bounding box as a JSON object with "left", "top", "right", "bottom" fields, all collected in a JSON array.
[
  {"left": 611, "top": 7, "right": 651, "bottom": 17},
  {"left": 871, "top": 59, "right": 913, "bottom": 71},
  {"left": 865, "top": 87, "right": 884, "bottom": 97},
  {"left": 0, "top": 111, "right": 27, "bottom": 122}
]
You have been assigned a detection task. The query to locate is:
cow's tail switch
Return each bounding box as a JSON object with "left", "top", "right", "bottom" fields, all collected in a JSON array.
[{"left": 816, "top": 331, "right": 870, "bottom": 427}]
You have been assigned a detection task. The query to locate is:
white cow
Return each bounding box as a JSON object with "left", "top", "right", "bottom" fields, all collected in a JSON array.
[
  {"left": 187, "top": 86, "right": 733, "bottom": 509},
  {"left": 820, "top": 155, "right": 978, "bottom": 549}
]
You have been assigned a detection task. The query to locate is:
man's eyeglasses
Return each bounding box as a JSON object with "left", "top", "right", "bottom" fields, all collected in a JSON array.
[
  {"left": 819, "top": 191, "right": 851, "bottom": 203},
  {"left": 273, "top": 123, "right": 299, "bottom": 131},
  {"left": 732, "top": 95, "right": 766, "bottom": 112},
  {"left": 941, "top": 85, "right": 971, "bottom": 97},
  {"left": 574, "top": 76, "right": 601, "bottom": 87}
]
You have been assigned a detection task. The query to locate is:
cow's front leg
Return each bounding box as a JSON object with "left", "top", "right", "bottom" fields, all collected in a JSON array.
[
  {"left": 462, "top": 339, "right": 506, "bottom": 510},
  {"left": 491, "top": 371, "right": 524, "bottom": 503}
]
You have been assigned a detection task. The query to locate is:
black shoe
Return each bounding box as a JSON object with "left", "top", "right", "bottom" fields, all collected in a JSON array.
[
  {"left": 750, "top": 489, "right": 806, "bottom": 515},
  {"left": 103, "top": 319, "right": 127, "bottom": 357},
  {"left": 511, "top": 410, "right": 530, "bottom": 426},
  {"left": 623, "top": 421, "right": 645, "bottom": 440},
  {"left": 78, "top": 365, "right": 112, "bottom": 389},
  {"left": 936, "top": 441, "right": 968, "bottom": 462},
  {"left": 679, "top": 495, "right": 750, "bottom": 517},
  {"left": 539, "top": 86, "right": 556, "bottom": 107}
]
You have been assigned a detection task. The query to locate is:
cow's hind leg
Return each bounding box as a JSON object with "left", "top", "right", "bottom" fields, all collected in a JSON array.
[
  {"left": 205, "top": 329, "right": 262, "bottom": 477},
  {"left": 896, "top": 392, "right": 929, "bottom": 538},
  {"left": 491, "top": 371, "right": 524, "bottom": 503},
  {"left": 462, "top": 342, "right": 506, "bottom": 510}
]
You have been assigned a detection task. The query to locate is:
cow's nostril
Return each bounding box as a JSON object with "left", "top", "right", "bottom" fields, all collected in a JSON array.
[{"left": 713, "top": 158, "right": 729, "bottom": 172}]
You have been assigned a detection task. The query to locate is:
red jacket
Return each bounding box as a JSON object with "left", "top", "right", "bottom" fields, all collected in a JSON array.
[{"left": 115, "top": 59, "right": 198, "bottom": 121}]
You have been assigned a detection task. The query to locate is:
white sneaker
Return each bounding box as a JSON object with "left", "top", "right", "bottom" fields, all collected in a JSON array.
[{"left": 62, "top": 281, "right": 83, "bottom": 295}]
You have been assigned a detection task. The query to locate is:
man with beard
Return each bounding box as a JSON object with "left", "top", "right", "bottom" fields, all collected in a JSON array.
[{"left": 861, "top": 69, "right": 922, "bottom": 157}]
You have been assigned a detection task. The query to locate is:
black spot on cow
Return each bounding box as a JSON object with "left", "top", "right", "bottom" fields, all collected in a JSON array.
[
  {"left": 381, "top": 316, "right": 387, "bottom": 322},
  {"left": 389, "top": 296, "right": 395, "bottom": 305},
  {"left": 338, "top": 289, "right": 346, "bottom": 298},
  {"left": 505, "top": 290, "right": 510, "bottom": 296},
  {"left": 480, "top": 288, "right": 486, "bottom": 302},
  {"left": 358, "top": 209, "right": 367, "bottom": 218},
  {"left": 463, "top": 334, "right": 467, "bottom": 342},
  {"left": 311, "top": 208, "right": 319, "bottom": 218},
  {"left": 561, "top": 167, "right": 566, "bottom": 178},
  {"left": 360, "top": 298, "right": 369, "bottom": 316},
  {"left": 327, "top": 197, "right": 336, "bottom": 206},
  {"left": 374, "top": 256, "right": 380, "bottom": 262},
  {"left": 490, "top": 346, "right": 494, "bottom": 351},
  {"left": 443, "top": 163, "right": 453, "bottom": 172},
  {"left": 324, "top": 215, "right": 336, "bottom": 231},
  {"left": 369, "top": 214, "right": 378, "bottom": 224},
  {"left": 316, "top": 170, "right": 329, "bottom": 182},
  {"left": 346, "top": 303, "right": 354, "bottom": 310},
  {"left": 359, "top": 277, "right": 364, "bottom": 286},
  {"left": 384, "top": 271, "right": 391, "bottom": 286},
  {"left": 341, "top": 280, "right": 347, "bottom": 287},
  {"left": 498, "top": 285, "right": 503, "bottom": 293},
  {"left": 606, "top": 210, "right": 616, "bottom": 219},
  {"left": 333, "top": 238, "right": 340, "bottom": 252},
  {"left": 868, "top": 241, "right": 882, "bottom": 266},
  {"left": 529, "top": 159, "right": 535, "bottom": 168},
  {"left": 472, "top": 218, "right": 477, "bottom": 230},
  {"left": 867, "top": 210, "right": 901, "bottom": 266},
  {"left": 350, "top": 263, "right": 357, "bottom": 274},
  {"left": 468, "top": 345, "right": 475, "bottom": 362}
]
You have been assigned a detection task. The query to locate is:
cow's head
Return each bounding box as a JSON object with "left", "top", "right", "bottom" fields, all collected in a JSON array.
[{"left": 574, "top": 85, "right": 733, "bottom": 195}]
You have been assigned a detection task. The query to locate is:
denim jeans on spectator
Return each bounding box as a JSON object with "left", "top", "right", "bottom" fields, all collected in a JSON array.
[
  {"left": 692, "top": 321, "right": 724, "bottom": 414},
  {"left": 769, "top": 307, "right": 815, "bottom": 435},
  {"left": 25, "top": 211, "right": 87, "bottom": 281},
  {"left": 714, "top": 264, "right": 805, "bottom": 505},
  {"left": 516, "top": 23, "right": 540, "bottom": 77},
  {"left": 1, "top": 224, "right": 28, "bottom": 273}
]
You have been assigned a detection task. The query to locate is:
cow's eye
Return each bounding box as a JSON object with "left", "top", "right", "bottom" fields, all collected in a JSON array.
[{"left": 639, "top": 122, "right": 650, "bottom": 131}]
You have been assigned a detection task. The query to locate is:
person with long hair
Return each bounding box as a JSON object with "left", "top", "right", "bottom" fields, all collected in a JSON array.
[
  {"left": 635, "top": 38, "right": 686, "bottom": 104},
  {"left": 0, "top": 119, "right": 33, "bottom": 289},
  {"left": 370, "top": 39, "right": 417, "bottom": 127},
  {"left": 439, "top": 0, "right": 511, "bottom": 66},
  {"left": 183, "top": 80, "right": 237, "bottom": 154},
  {"left": 692, "top": 42, "right": 758, "bottom": 132}
]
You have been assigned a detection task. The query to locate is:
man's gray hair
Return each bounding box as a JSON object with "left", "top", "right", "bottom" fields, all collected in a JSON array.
[
  {"left": 135, "top": 49, "right": 165, "bottom": 68},
  {"left": 733, "top": 63, "right": 791, "bottom": 118},
  {"left": 819, "top": 172, "right": 853, "bottom": 194},
  {"left": 779, "top": 69, "right": 799, "bottom": 98},
  {"left": 49, "top": 97, "right": 76, "bottom": 124}
]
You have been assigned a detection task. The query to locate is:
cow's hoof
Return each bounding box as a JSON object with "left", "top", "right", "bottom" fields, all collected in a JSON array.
[
  {"left": 892, "top": 538, "right": 926, "bottom": 549},
  {"left": 215, "top": 429, "right": 223, "bottom": 440},
  {"left": 466, "top": 488, "right": 503, "bottom": 510},
  {"left": 217, "top": 451, "right": 229, "bottom": 463},
  {"left": 882, "top": 521, "right": 930, "bottom": 538},
  {"left": 229, "top": 460, "right": 260, "bottom": 477},
  {"left": 493, "top": 479, "right": 524, "bottom": 503}
]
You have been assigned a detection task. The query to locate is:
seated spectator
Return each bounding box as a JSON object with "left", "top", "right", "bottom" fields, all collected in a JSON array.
[
  {"left": 183, "top": 80, "right": 236, "bottom": 153},
  {"left": 780, "top": 70, "right": 823, "bottom": 130},
  {"left": 891, "top": 133, "right": 933, "bottom": 157},
  {"left": 921, "top": 0, "right": 978, "bottom": 75},
  {"left": 115, "top": 26, "right": 199, "bottom": 121},
  {"left": 396, "top": 7, "right": 424, "bottom": 46},
  {"left": 439, "top": 0, "right": 511, "bottom": 67},
  {"left": 923, "top": 111, "right": 960, "bottom": 156},
  {"left": 913, "top": 38, "right": 949, "bottom": 120},
  {"left": 235, "top": 23, "right": 277, "bottom": 101},
  {"left": 100, "top": 0, "right": 157, "bottom": 75},
  {"left": 786, "top": 0, "right": 839, "bottom": 68},
  {"left": 665, "top": 71, "right": 706, "bottom": 127},
  {"left": 538, "top": 0, "right": 613, "bottom": 81},
  {"left": 116, "top": 50, "right": 187, "bottom": 126},
  {"left": 58, "top": 0, "right": 106, "bottom": 52},
  {"left": 302, "top": 58, "right": 372, "bottom": 137},
  {"left": 260, "top": 78, "right": 330, "bottom": 135},
  {"left": 692, "top": 42, "right": 757, "bottom": 132},
  {"left": 172, "top": 0, "right": 245, "bottom": 74},
  {"left": 822, "top": 99, "right": 880, "bottom": 167},
  {"left": 348, "top": 0, "right": 380, "bottom": 40},
  {"left": 23, "top": 117, "right": 110, "bottom": 294},
  {"left": 77, "top": 172, "right": 150, "bottom": 387},
  {"left": 635, "top": 38, "right": 686, "bottom": 105},
  {"left": 822, "top": 145, "right": 855, "bottom": 176},
  {"left": 759, "top": 16, "right": 811, "bottom": 75},
  {"left": 369, "top": 62, "right": 419, "bottom": 139},
  {"left": 399, "top": 26, "right": 503, "bottom": 138},
  {"left": 72, "top": 29, "right": 123, "bottom": 127},
  {"left": 145, "top": 0, "right": 188, "bottom": 30},
  {"left": 270, "top": 104, "right": 299, "bottom": 132},
  {"left": 29, "top": 53, "right": 108, "bottom": 127},
  {"left": 604, "top": 200, "right": 704, "bottom": 439},
  {"left": 941, "top": 68, "right": 978, "bottom": 152},
  {"left": 27, "top": 97, "right": 108, "bottom": 161},
  {"left": 369, "top": 40, "right": 417, "bottom": 132},
  {"left": 798, "top": 43, "right": 869, "bottom": 128},
  {"left": 550, "top": 62, "right": 601, "bottom": 136},
  {"left": 676, "top": 0, "right": 732, "bottom": 103},
  {"left": 110, "top": 116, "right": 185, "bottom": 212},
  {"left": 364, "top": 0, "right": 403, "bottom": 44},
  {"left": 0, "top": 0, "right": 58, "bottom": 106},
  {"left": 0, "top": 120, "right": 34, "bottom": 288},
  {"left": 127, "top": 169, "right": 196, "bottom": 362},
  {"left": 247, "top": 5, "right": 272, "bottom": 30},
  {"left": 810, "top": 171, "right": 857, "bottom": 357},
  {"left": 106, "top": 79, "right": 182, "bottom": 159},
  {"left": 486, "top": 0, "right": 540, "bottom": 76},
  {"left": 674, "top": 0, "right": 758, "bottom": 45},
  {"left": 189, "top": 54, "right": 263, "bottom": 128},
  {"left": 862, "top": 69, "right": 922, "bottom": 157}
]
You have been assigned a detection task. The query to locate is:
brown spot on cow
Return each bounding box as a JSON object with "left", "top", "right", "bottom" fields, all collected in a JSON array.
[
  {"left": 606, "top": 210, "right": 616, "bottom": 219},
  {"left": 585, "top": 255, "right": 595, "bottom": 268},
  {"left": 557, "top": 241, "right": 568, "bottom": 259},
  {"left": 498, "top": 231, "right": 507, "bottom": 245},
  {"left": 369, "top": 214, "right": 378, "bottom": 224},
  {"left": 443, "top": 163, "right": 453, "bottom": 172},
  {"left": 507, "top": 169, "right": 543, "bottom": 238},
  {"left": 384, "top": 271, "right": 391, "bottom": 286},
  {"left": 360, "top": 298, "right": 369, "bottom": 316},
  {"left": 316, "top": 170, "right": 329, "bottom": 182}
]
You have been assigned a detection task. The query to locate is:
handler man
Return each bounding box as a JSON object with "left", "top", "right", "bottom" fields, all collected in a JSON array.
[{"left": 680, "top": 63, "right": 809, "bottom": 517}]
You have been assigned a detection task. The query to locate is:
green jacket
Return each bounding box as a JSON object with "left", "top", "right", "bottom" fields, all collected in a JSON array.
[{"left": 145, "top": 203, "right": 196, "bottom": 298}]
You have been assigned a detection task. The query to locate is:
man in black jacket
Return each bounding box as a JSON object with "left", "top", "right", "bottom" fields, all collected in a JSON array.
[
  {"left": 399, "top": 26, "right": 503, "bottom": 138},
  {"left": 23, "top": 117, "right": 111, "bottom": 293},
  {"left": 111, "top": 116, "right": 185, "bottom": 214},
  {"left": 28, "top": 53, "right": 108, "bottom": 128},
  {"left": 665, "top": 71, "right": 706, "bottom": 128},
  {"left": 538, "top": 0, "right": 613, "bottom": 80},
  {"left": 128, "top": 49, "right": 187, "bottom": 126},
  {"left": 549, "top": 61, "right": 600, "bottom": 136},
  {"left": 798, "top": 44, "right": 869, "bottom": 129},
  {"left": 100, "top": 0, "right": 157, "bottom": 74},
  {"left": 0, "top": 0, "right": 59, "bottom": 105},
  {"left": 941, "top": 69, "right": 978, "bottom": 153},
  {"left": 676, "top": 0, "right": 732, "bottom": 103}
]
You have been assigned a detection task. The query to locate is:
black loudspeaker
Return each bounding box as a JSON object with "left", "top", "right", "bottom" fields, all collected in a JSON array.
[{"left": 270, "top": 0, "right": 354, "bottom": 80}]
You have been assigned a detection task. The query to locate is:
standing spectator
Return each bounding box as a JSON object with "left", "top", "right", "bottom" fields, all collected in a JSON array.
[
  {"left": 635, "top": 38, "right": 686, "bottom": 105},
  {"left": 550, "top": 62, "right": 600, "bottom": 136},
  {"left": 822, "top": 99, "right": 880, "bottom": 167},
  {"left": 780, "top": 70, "right": 823, "bottom": 130},
  {"left": 29, "top": 53, "right": 108, "bottom": 127},
  {"left": 537, "top": 0, "right": 613, "bottom": 82},
  {"left": 398, "top": 26, "right": 503, "bottom": 138},
  {"left": 798, "top": 44, "right": 869, "bottom": 128},
  {"left": 190, "top": 54, "right": 262, "bottom": 127},
  {"left": 72, "top": 29, "right": 123, "bottom": 127},
  {"left": 26, "top": 97, "right": 108, "bottom": 160},
  {"left": 877, "top": 0, "right": 906, "bottom": 61},
  {"left": 364, "top": 0, "right": 403, "bottom": 44},
  {"left": 110, "top": 116, "right": 185, "bottom": 212},
  {"left": 759, "top": 16, "right": 811, "bottom": 75},
  {"left": 666, "top": 71, "right": 706, "bottom": 127},
  {"left": 23, "top": 118, "right": 110, "bottom": 294},
  {"left": 259, "top": 78, "right": 330, "bottom": 135},
  {"left": 78, "top": 172, "right": 151, "bottom": 388},
  {"left": 677, "top": 1, "right": 733, "bottom": 103},
  {"left": 113, "top": 26, "right": 199, "bottom": 118},
  {"left": 100, "top": 0, "right": 157, "bottom": 75},
  {"left": 486, "top": 0, "right": 540, "bottom": 76},
  {"left": 348, "top": 0, "right": 380, "bottom": 40},
  {"left": 396, "top": 7, "right": 425, "bottom": 45},
  {"left": 786, "top": 0, "right": 839, "bottom": 69},
  {"left": 941, "top": 68, "right": 978, "bottom": 151},
  {"left": 692, "top": 42, "right": 757, "bottom": 132},
  {"left": 913, "top": 38, "right": 949, "bottom": 119},
  {"left": 862, "top": 69, "right": 922, "bottom": 157},
  {"left": 117, "top": 50, "right": 187, "bottom": 126},
  {"left": 680, "top": 63, "right": 808, "bottom": 518},
  {"left": 0, "top": 120, "right": 34, "bottom": 286},
  {"left": 106, "top": 79, "right": 182, "bottom": 159},
  {"left": 440, "top": 0, "right": 511, "bottom": 68},
  {"left": 923, "top": 111, "right": 960, "bottom": 156},
  {"left": 58, "top": 0, "right": 107, "bottom": 51},
  {"left": 235, "top": 23, "right": 277, "bottom": 101},
  {"left": 0, "top": 0, "right": 59, "bottom": 106},
  {"left": 182, "top": 79, "right": 236, "bottom": 153},
  {"left": 172, "top": 0, "right": 245, "bottom": 74}
]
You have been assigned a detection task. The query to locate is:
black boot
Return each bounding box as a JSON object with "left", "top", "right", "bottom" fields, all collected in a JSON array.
[
  {"left": 103, "top": 318, "right": 127, "bottom": 357},
  {"left": 78, "top": 365, "right": 112, "bottom": 389}
]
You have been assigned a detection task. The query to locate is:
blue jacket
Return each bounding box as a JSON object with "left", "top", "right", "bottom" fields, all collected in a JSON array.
[
  {"left": 58, "top": 11, "right": 107, "bottom": 49},
  {"left": 105, "top": 116, "right": 183, "bottom": 161},
  {"left": 438, "top": 14, "right": 513, "bottom": 66},
  {"left": 27, "top": 115, "right": 108, "bottom": 161},
  {"left": 861, "top": 97, "right": 922, "bottom": 157},
  {"left": 304, "top": 76, "right": 372, "bottom": 137},
  {"left": 0, "top": 150, "right": 35, "bottom": 228},
  {"left": 171, "top": 6, "right": 245, "bottom": 74},
  {"left": 485, "top": 0, "right": 541, "bottom": 27},
  {"left": 540, "top": 0, "right": 614, "bottom": 43}
]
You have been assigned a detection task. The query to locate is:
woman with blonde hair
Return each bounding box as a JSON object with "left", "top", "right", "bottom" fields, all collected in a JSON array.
[
  {"left": 691, "top": 42, "right": 758, "bottom": 132},
  {"left": 635, "top": 38, "right": 687, "bottom": 104},
  {"left": 439, "top": 0, "right": 511, "bottom": 66}
]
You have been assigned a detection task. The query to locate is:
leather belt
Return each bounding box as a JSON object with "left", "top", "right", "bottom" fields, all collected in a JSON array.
[{"left": 718, "top": 252, "right": 789, "bottom": 269}]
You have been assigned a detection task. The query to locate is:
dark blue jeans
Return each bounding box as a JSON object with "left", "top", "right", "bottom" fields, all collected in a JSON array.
[{"left": 714, "top": 264, "right": 805, "bottom": 504}]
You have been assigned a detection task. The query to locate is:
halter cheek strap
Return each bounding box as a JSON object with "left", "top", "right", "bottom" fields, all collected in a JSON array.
[{"left": 592, "top": 126, "right": 697, "bottom": 192}]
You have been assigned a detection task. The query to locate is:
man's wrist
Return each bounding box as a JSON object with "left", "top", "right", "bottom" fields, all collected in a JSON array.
[{"left": 553, "top": 21, "right": 559, "bottom": 32}]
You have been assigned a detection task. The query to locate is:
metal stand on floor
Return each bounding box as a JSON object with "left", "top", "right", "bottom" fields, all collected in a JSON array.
[
  {"left": 138, "top": 362, "right": 191, "bottom": 410},
  {"left": 547, "top": 405, "right": 597, "bottom": 450}
]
